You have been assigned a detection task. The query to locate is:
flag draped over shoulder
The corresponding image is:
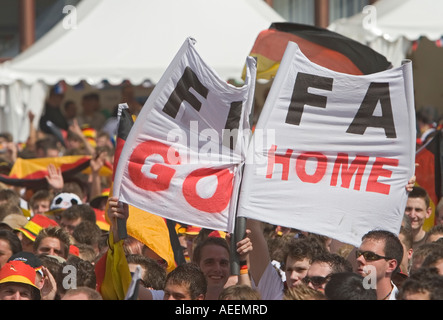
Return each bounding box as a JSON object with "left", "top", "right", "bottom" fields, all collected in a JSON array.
[
  {"left": 0, "top": 156, "right": 91, "bottom": 188},
  {"left": 237, "top": 41, "right": 415, "bottom": 247},
  {"left": 415, "top": 130, "right": 443, "bottom": 230},
  {"left": 113, "top": 38, "right": 257, "bottom": 234},
  {"left": 242, "top": 22, "right": 392, "bottom": 80}
]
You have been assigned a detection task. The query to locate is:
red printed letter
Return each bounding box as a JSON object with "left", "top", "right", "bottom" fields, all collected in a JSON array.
[
  {"left": 296, "top": 152, "right": 327, "bottom": 184},
  {"left": 128, "top": 140, "right": 180, "bottom": 192},
  {"left": 331, "top": 153, "right": 369, "bottom": 190},
  {"left": 182, "top": 168, "right": 233, "bottom": 213},
  {"left": 266, "top": 145, "right": 293, "bottom": 180},
  {"left": 366, "top": 157, "right": 398, "bottom": 195}
]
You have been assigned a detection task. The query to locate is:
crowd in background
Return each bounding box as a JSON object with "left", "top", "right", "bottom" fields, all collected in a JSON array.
[{"left": 0, "top": 84, "right": 442, "bottom": 300}]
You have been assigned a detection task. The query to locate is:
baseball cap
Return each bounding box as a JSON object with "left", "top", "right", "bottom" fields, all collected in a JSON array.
[
  {"left": 0, "top": 260, "right": 41, "bottom": 299},
  {"left": 8, "top": 251, "right": 43, "bottom": 277},
  {"left": 16, "top": 214, "right": 59, "bottom": 241},
  {"left": 0, "top": 214, "right": 28, "bottom": 230}
]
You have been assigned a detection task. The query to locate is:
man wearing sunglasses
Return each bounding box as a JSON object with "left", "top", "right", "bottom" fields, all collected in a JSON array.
[
  {"left": 356, "top": 230, "right": 403, "bottom": 300},
  {"left": 303, "top": 252, "right": 352, "bottom": 292}
]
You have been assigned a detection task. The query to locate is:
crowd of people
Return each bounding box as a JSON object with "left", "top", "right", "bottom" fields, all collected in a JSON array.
[{"left": 0, "top": 84, "right": 442, "bottom": 301}]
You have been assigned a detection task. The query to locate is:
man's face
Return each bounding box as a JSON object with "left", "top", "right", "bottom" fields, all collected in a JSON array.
[
  {"left": 356, "top": 238, "right": 391, "bottom": 281},
  {"left": 0, "top": 283, "right": 35, "bottom": 300},
  {"left": 304, "top": 261, "right": 332, "bottom": 292},
  {"left": 198, "top": 244, "right": 230, "bottom": 289},
  {"left": 35, "top": 237, "right": 65, "bottom": 258},
  {"left": 60, "top": 217, "right": 82, "bottom": 235},
  {"left": 284, "top": 256, "right": 310, "bottom": 288},
  {"left": 405, "top": 197, "right": 431, "bottom": 231},
  {"left": 163, "top": 282, "right": 193, "bottom": 300},
  {"left": 0, "top": 239, "right": 13, "bottom": 268},
  {"left": 31, "top": 200, "right": 50, "bottom": 215}
]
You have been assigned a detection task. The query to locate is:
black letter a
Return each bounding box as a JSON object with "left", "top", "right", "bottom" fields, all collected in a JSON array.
[{"left": 347, "top": 82, "right": 396, "bottom": 138}]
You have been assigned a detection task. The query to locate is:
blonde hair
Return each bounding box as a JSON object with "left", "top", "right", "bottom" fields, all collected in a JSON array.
[
  {"left": 283, "top": 284, "right": 326, "bottom": 300},
  {"left": 219, "top": 285, "right": 261, "bottom": 300}
]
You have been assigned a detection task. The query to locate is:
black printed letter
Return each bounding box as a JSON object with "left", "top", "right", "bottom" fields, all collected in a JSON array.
[
  {"left": 347, "top": 82, "right": 396, "bottom": 138},
  {"left": 285, "top": 72, "right": 333, "bottom": 126},
  {"left": 163, "top": 67, "right": 209, "bottom": 119}
]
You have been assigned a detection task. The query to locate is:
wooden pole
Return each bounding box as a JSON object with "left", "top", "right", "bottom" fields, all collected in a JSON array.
[{"left": 19, "top": 0, "right": 35, "bottom": 52}]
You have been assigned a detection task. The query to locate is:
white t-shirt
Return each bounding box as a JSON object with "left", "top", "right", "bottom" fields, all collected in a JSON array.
[{"left": 251, "top": 262, "right": 284, "bottom": 300}]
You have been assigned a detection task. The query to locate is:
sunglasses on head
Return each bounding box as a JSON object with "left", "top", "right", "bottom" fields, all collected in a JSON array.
[
  {"left": 355, "top": 249, "right": 393, "bottom": 261},
  {"left": 302, "top": 274, "right": 331, "bottom": 287}
]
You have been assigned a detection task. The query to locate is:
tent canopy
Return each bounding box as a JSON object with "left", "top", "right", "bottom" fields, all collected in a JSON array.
[
  {"left": 0, "top": 0, "right": 284, "bottom": 86},
  {"left": 0, "top": 0, "right": 284, "bottom": 142},
  {"left": 328, "top": 0, "right": 443, "bottom": 67}
]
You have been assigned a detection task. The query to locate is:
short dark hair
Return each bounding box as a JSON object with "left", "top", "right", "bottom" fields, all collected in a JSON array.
[
  {"left": 282, "top": 237, "right": 325, "bottom": 270},
  {"left": 62, "top": 204, "right": 96, "bottom": 223},
  {"left": 325, "top": 272, "right": 377, "bottom": 300},
  {"left": 398, "top": 267, "right": 443, "bottom": 300},
  {"left": 310, "top": 252, "right": 353, "bottom": 274},
  {"left": 427, "top": 224, "right": 443, "bottom": 240},
  {"left": 126, "top": 254, "right": 166, "bottom": 290},
  {"left": 165, "top": 263, "right": 207, "bottom": 299},
  {"left": 408, "top": 186, "right": 430, "bottom": 208},
  {"left": 0, "top": 229, "right": 22, "bottom": 254},
  {"left": 362, "top": 230, "right": 404, "bottom": 273}
]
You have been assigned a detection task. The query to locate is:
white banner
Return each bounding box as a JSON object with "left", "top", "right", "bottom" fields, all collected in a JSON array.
[
  {"left": 113, "top": 38, "right": 257, "bottom": 233},
  {"left": 237, "top": 42, "right": 415, "bottom": 246}
]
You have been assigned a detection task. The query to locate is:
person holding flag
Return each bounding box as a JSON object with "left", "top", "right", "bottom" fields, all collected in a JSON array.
[{"left": 105, "top": 195, "right": 253, "bottom": 300}]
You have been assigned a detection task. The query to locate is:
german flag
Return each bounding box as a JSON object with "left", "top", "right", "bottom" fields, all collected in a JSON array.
[
  {"left": 0, "top": 156, "right": 90, "bottom": 189},
  {"left": 0, "top": 155, "right": 112, "bottom": 189},
  {"left": 242, "top": 22, "right": 392, "bottom": 80},
  {"left": 415, "top": 129, "right": 443, "bottom": 230}
]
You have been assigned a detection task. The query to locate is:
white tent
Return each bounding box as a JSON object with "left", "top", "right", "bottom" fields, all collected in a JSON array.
[
  {"left": 0, "top": 0, "right": 284, "bottom": 142},
  {"left": 328, "top": 0, "right": 442, "bottom": 68}
]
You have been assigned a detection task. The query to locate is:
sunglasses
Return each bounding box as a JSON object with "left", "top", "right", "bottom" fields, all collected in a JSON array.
[
  {"left": 302, "top": 274, "right": 331, "bottom": 287},
  {"left": 355, "top": 249, "right": 393, "bottom": 261}
]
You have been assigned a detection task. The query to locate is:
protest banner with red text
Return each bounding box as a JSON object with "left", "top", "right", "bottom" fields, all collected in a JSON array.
[
  {"left": 237, "top": 42, "right": 415, "bottom": 246},
  {"left": 112, "top": 38, "right": 257, "bottom": 233}
]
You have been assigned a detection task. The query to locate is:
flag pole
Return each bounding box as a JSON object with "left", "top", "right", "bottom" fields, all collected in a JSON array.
[
  {"left": 230, "top": 93, "right": 255, "bottom": 276},
  {"left": 117, "top": 203, "right": 128, "bottom": 240},
  {"left": 230, "top": 216, "right": 246, "bottom": 275}
]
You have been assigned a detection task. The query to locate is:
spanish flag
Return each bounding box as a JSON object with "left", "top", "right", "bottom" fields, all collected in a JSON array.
[
  {"left": 242, "top": 22, "right": 392, "bottom": 80},
  {"left": 415, "top": 129, "right": 443, "bottom": 230}
]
